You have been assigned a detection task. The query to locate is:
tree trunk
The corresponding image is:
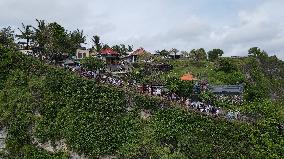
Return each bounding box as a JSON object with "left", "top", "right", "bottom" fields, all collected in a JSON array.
[{"left": 26, "top": 38, "right": 29, "bottom": 50}]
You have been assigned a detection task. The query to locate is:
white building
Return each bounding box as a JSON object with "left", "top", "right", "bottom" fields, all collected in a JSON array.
[{"left": 76, "top": 49, "right": 96, "bottom": 59}]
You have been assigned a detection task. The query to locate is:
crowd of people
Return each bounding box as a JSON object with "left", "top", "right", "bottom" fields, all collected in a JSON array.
[
  {"left": 214, "top": 94, "right": 244, "bottom": 105},
  {"left": 133, "top": 84, "right": 240, "bottom": 119},
  {"left": 185, "top": 100, "right": 221, "bottom": 116},
  {"left": 62, "top": 63, "right": 245, "bottom": 121}
]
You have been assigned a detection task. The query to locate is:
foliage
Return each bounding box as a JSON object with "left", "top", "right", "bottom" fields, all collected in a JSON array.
[
  {"left": 16, "top": 23, "right": 34, "bottom": 50},
  {"left": 33, "top": 19, "right": 49, "bottom": 56},
  {"left": 166, "top": 77, "right": 194, "bottom": 97},
  {"left": 22, "top": 145, "right": 68, "bottom": 159},
  {"left": 137, "top": 51, "right": 153, "bottom": 62},
  {"left": 92, "top": 35, "right": 102, "bottom": 52},
  {"left": 156, "top": 49, "right": 170, "bottom": 57},
  {"left": 80, "top": 56, "right": 105, "bottom": 71},
  {"left": 199, "top": 91, "right": 215, "bottom": 103},
  {"left": 0, "top": 26, "right": 16, "bottom": 49},
  {"left": 208, "top": 48, "right": 224, "bottom": 61},
  {"left": 180, "top": 51, "right": 189, "bottom": 58},
  {"left": 248, "top": 47, "right": 268, "bottom": 59},
  {"left": 169, "top": 48, "right": 179, "bottom": 59},
  {"left": 0, "top": 45, "right": 284, "bottom": 158},
  {"left": 189, "top": 48, "right": 207, "bottom": 61},
  {"left": 134, "top": 95, "right": 162, "bottom": 110},
  {"left": 112, "top": 44, "right": 133, "bottom": 56},
  {"left": 17, "top": 20, "right": 85, "bottom": 62},
  {"left": 217, "top": 58, "right": 237, "bottom": 73}
]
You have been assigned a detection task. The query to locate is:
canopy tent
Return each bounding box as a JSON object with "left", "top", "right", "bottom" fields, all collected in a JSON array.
[{"left": 180, "top": 73, "right": 197, "bottom": 81}]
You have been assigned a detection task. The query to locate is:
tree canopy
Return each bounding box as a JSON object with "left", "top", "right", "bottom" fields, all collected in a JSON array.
[
  {"left": 208, "top": 48, "right": 224, "bottom": 61},
  {"left": 189, "top": 48, "right": 207, "bottom": 61},
  {"left": 80, "top": 57, "right": 105, "bottom": 71}
]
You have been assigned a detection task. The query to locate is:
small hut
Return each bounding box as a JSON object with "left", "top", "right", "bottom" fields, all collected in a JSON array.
[{"left": 180, "top": 73, "right": 198, "bottom": 81}]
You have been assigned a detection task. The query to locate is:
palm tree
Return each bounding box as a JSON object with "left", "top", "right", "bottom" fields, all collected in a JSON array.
[
  {"left": 33, "top": 19, "right": 49, "bottom": 57},
  {"left": 92, "top": 35, "right": 102, "bottom": 52},
  {"left": 16, "top": 23, "right": 34, "bottom": 50}
]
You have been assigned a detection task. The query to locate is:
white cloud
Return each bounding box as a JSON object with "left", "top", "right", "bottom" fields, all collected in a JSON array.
[{"left": 0, "top": 0, "right": 283, "bottom": 59}]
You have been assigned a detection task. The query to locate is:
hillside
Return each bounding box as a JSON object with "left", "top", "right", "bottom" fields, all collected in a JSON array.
[{"left": 0, "top": 46, "right": 284, "bottom": 158}]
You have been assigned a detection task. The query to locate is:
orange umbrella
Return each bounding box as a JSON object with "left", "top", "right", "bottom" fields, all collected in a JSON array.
[{"left": 180, "top": 73, "right": 197, "bottom": 81}]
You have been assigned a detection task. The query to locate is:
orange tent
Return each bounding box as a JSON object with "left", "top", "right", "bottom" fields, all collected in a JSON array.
[{"left": 180, "top": 73, "right": 197, "bottom": 81}]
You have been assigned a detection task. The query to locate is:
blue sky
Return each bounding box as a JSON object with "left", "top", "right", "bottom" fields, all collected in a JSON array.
[{"left": 0, "top": 0, "right": 283, "bottom": 59}]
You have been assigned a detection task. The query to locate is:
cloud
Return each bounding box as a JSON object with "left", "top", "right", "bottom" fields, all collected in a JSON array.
[{"left": 0, "top": 0, "right": 283, "bottom": 59}]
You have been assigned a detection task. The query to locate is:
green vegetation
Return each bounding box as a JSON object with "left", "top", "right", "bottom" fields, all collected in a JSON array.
[
  {"left": 208, "top": 48, "right": 224, "bottom": 61},
  {"left": 0, "top": 44, "right": 284, "bottom": 158},
  {"left": 80, "top": 56, "right": 105, "bottom": 71},
  {"left": 1, "top": 20, "right": 284, "bottom": 158}
]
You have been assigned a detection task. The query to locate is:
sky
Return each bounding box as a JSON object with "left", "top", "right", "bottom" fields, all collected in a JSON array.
[{"left": 0, "top": 0, "right": 283, "bottom": 59}]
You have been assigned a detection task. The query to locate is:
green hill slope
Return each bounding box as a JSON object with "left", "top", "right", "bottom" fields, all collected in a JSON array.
[{"left": 0, "top": 46, "right": 283, "bottom": 158}]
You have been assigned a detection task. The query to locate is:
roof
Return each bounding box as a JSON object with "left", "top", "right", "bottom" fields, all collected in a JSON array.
[
  {"left": 210, "top": 85, "right": 244, "bottom": 94},
  {"left": 64, "top": 59, "right": 75, "bottom": 65},
  {"left": 131, "top": 48, "right": 146, "bottom": 56},
  {"left": 180, "top": 73, "right": 197, "bottom": 81},
  {"left": 169, "top": 52, "right": 182, "bottom": 56},
  {"left": 99, "top": 48, "right": 119, "bottom": 56}
]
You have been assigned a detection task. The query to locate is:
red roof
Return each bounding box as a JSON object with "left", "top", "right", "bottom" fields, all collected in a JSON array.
[
  {"left": 100, "top": 48, "right": 119, "bottom": 56},
  {"left": 180, "top": 73, "right": 197, "bottom": 81},
  {"left": 131, "top": 48, "right": 146, "bottom": 56}
]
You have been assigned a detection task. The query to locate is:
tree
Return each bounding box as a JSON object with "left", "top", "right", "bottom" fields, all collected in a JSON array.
[
  {"left": 102, "top": 44, "right": 110, "bottom": 50},
  {"left": 92, "top": 35, "right": 102, "bottom": 52},
  {"left": 138, "top": 52, "right": 152, "bottom": 63},
  {"left": 180, "top": 51, "right": 189, "bottom": 58},
  {"left": 166, "top": 77, "right": 194, "bottom": 97},
  {"left": 170, "top": 48, "right": 179, "bottom": 59},
  {"left": 33, "top": 20, "right": 86, "bottom": 61},
  {"left": 0, "top": 26, "right": 16, "bottom": 49},
  {"left": 208, "top": 49, "right": 224, "bottom": 61},
  {"left": 120, "top": 44, "right": 127, "bottom": 55},
  {"left": 16, "top": 23, "right": 34, "bottom": 50},
  {"left": 127, "top": 45, "right": 133, "bottom": 52},
  {"left": 80, "top": 57, "right": 105, "bottom": 71},
  {"left": 156, "top": 49, "right": 169, "bottom": 57},
  {"left": 68, "top": 29, "right": 86, "bottom": 54},
  {"left": 218, "top": 58, "right": 237, "bottom": 73},
  {"left": 189, "top": 48, "right": 207, "bottom": 61},
  {"left": 47, "top": 22, "right": 70, "bottom": 62},
  {"left": 248, "top": 47, "right": 268, "bottom": 59},
  {"left": 33, "top": 19, "right": 49, "bottom": 58},
  {"left": 112, "top": 45, "right": 121, "bottom": 54}
]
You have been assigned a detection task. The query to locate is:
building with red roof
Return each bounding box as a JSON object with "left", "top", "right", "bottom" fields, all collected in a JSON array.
[
  {"left": 131, "top": 48, "right": 146, "bottom": 56},
  {"left": 99, "top": 48, "right": 120, "bottom": 64},
  {"left": 100, "top": 48, "right": 119, "bottom": 56},
  {"left": 123, "top": 48, "right": 147, "bottom": 63}
]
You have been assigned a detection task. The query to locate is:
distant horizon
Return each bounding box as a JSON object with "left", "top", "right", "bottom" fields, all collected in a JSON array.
[{"left": 1, "top": 0, "right": 283, "bottom": 60}]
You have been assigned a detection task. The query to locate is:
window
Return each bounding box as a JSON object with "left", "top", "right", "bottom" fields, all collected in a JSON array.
[
  {"left": 78, "top": 53, "right": 82, "bottom": 59},
  {"left": 83, "top": 53, "right": 86, "bottom": 58}
]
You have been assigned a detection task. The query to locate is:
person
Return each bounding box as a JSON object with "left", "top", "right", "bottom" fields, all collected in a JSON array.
[
  {"left": 215, "top": 109, "right": 220, "bottom": 116},
  {"left": 185, "top": 98, "right": 190, "bottom": 107},
  {"left": 211, "top": 107, "right": 217, "bottom": 114},
  {"left": 171, "top": 93, "right": 177, "bottom": 100},
  {"left": 234, "top": 111, "right": 240, "bottom": 119},
  {"left": 157, "top": 88, "right": 161, "bottom": 96},
  {"left": 138, "top": 85, "right": 143, "bottom": 93},
  {"left": 227, "top": 111, "right": 234, "bottom": 120},
  {"left": 191, "top": 102, "right": 196, "bottom": 108}
]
